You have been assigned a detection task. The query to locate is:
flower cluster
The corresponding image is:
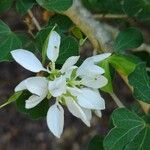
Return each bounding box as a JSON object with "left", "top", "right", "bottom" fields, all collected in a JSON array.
[{"left": 11, "top": 31, "right": 111, "bottom": 138}]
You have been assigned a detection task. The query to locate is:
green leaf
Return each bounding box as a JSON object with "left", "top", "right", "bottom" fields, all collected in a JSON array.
[
  {"left": 123, "top": 0, "right": 145, "bottom": 16},
  {"left": 71, "top": 26, "right": 83, "bottom": 40},
  {"left": 104, "top": 108, "right": 150, "bottom": 150},
  {"left": 114, "top": 27, "right": 143, "bottom": 53},
  {"left": 0, "top": 91, "right": 22, "bottom": 109},
  {"left": 0, "top": 20, "right": 11, "bottom": 35},
  {"left": 17, "top": 32, "right": 37, "bottom": 52},
  {"left": 35, "top": 26, "right": 54, "bottom": 52},
  {"left": 0, "top": 20, "right": 22, "bottom": 61},
  {"left": 16, "top": 91, "right": 49, "bottom": 120},
  {"left": 87, "top": 135, "right": 104, "bottom": 150},
  {"left": 16, "top": 0, "right": 35, "bottom": 15},
  {"left": 128, "top": 63, "right": 150, "bottom": 103},
  {"left": 48, "top": 15, "right": 73, "bottom": 32},
  {"left": 137, "top": 4, "right": 150, "bottom": 22},
  {"left": 108, "top": 54, "right": 136, "bottom": 76},
  {"left": 36, "top": 0, "right": 73, "bottom": 12},
  {"left": 0, "top": 0, "right": 13, "bottom": 14},
  {"left": 56, "top": 36, "right": 79, "bottom": 64},
  {"left": 99, "top": 60, "right": 113, "bottom": 93}
]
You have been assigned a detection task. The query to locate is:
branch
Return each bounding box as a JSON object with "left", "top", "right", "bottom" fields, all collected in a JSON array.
[
  {"left": 27, "top": 10, "right": 41, "bottom": 31},
  {"left": 132, "top": 43, "right": 150, "bottom": 54},
  {"left": 93, "top": 14, "right": 128, "bottom": 19},
  {"left": 63, "top": 1, "right": 118, "bottom": 52},
  {"left": 110, "top": 92, "right": 125, "bottom": 108}
]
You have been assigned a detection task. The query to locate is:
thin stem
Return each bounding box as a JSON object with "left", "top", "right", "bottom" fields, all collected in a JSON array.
[
  {"left": 110, "top": 92, "right": 125, "bottom": 108},
  {"left": 93, "top": 14, "right": 128, "bottom": 19},
  {"left": 27, "top": 10, "right": 41, "bottom": 31}
]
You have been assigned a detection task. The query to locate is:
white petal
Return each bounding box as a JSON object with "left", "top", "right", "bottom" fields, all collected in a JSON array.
[
  {"left": 95, "top": 110, "right": 102, "bottom": 118},
  {"left": 65, "top": 97, "right": 90, "bottom": 127},
  {"left": 46, "top": 103, "right": 64, "bottom": 138},
  {"left": 48, "top": 76, "right": 66, "bottom": 97},
  {"left": 77, "top": 88, "right": 105, "bottom": 110},
  {"left": 77, "top": 63, "right": 104, "bottom": 77},
  {"left": 82, "top": 108, "right": 92, "bottom": 121},
  {"left": 15, "top": 80, "right": 27, "bottom": 92},
  {"left": 46, "top": 31, "right": 61, "bottom": 62},
  {"left": 11, "top": 49, "right": 46, "bottom": 72},
  {"left": 81, "top": 75, "right": 108, "bottom": 89},
  {"left": 90, "top": 53, "right": 111, "bottom": 63},
  {"left": 67, "top": 87, "right": 82, "bottom": 96},
  {"left": 60, "top": 56, "right": 80, "bottom": 73},
  {"left": 25, "top": 95, "right": 44, "bottom": 109},
  {"left": 25, "top": 77, "right": 48, "bottom": 96},
  {"left": 64, "top": 66, "right": 78, "bottom": 79}
]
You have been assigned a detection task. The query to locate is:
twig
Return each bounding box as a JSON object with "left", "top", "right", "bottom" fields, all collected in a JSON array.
[
  {"left": 93, "top": 14, "right": 128, "bottom": 19},
  {"left": 110, "top": 92, "right": 125, "bottom": 108},
  {"left": 132, "top": 43, "right": 150, "bottom": 54},
  {"left": 27, "top": 10, "right": 41, "bottom": 31}
]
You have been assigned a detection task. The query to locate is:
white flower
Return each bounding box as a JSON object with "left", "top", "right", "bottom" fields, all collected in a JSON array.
[{"left": 11, "top": 30, "right": 110, "bottom": 138}]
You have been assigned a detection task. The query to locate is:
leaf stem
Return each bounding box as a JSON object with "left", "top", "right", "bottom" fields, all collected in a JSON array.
[
  {"left": 93, "top": 14, "right": 128, "bottom": 19},
  {"left": 27, "top": 10, "right": 41, "bottom": 31},
  {"left": 110, "top": 92, "right": 125, "bottom": 108}
]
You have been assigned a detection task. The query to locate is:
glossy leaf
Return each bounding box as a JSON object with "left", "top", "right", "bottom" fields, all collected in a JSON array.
[
  {"left": 137, "top": 4, "right": 150, "bottom": 22},
  {"left": 36, "top": 0, "right": 73, "bottom": 12},
  {"left": 123, "top": 0, "right": 145, "bottom": 16},
  {"left": 56, "top": 36, "right": 79, "bottom": 64},
  {"left": 48, "top": 15, "right": 73, "bottom": 32},
  {"left": 0, "top": 0, "right": 13, "bottom": 14},
  {"left": 16, "top": 0, "right": 35, "bottom": 15},
  {"left": 0, "top": 20, "right": 22, "bottom": 61},
  {"left": 114, "top": 27, "right": 143, "bottom": 53},
  {"left": 99, "top": 60, "right": 113, "bottom": 93},
  {"left": 35, "top": 26, "right": 54, "bottom": 52},
  {"left": 16, "top": 91, "right": 49, "bottom": 120},
  {"left": 108, "top": 54, "right": 136, "bottom": 76},
  {"left": 128, "top": 63, "right": 150, "bottom": 103},
  {"left": 104, "top": 108, "right": 150, "bottom": 150}
]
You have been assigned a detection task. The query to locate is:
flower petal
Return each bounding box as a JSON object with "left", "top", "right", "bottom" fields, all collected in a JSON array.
[
  {"left": 48, "top": 76, "right": 66, "bottom": 97},
  {"left": 76, "top": 88, "right": 105, "bottom": 110},
  {"left": 65, "top": 97, "right": 90, "bottom": 127},
  {"left": 25, "top": 77, "right": 48, "bottom": 96},
  {"left": 25, "top": 95, "right": 44, "bottom": 109},
  {"left": 46, "top": 31, "right": 61, "bottom": 62},
  {"left": 95, "top": 110, "right": 102, "bottom": 118},
  {"left": 64, "top": 66, "right": 78, "bottom": 79},
  {"left": 90, "top": 53, "right": 111, "bottom": 63},
  {"left": 77, "top": 63, "right": 105, "bottom": 77},
  {"left": 82, "top": 108, "right": 92, "bottom": 121},
  {"left": 60, "top": 56, "right": 79, "bottom": 73},
  {"left": 11, "top": 49, "right": 46, "bottom": 72},
  {"left": 46, "top": 102, "right": 64, "bottom": 138},
  {"left": 15, "top": 79, "right": 27, "bottom": 92},
  {"left": 81, "top": 75, "right": 108, "bottom": 89}
]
